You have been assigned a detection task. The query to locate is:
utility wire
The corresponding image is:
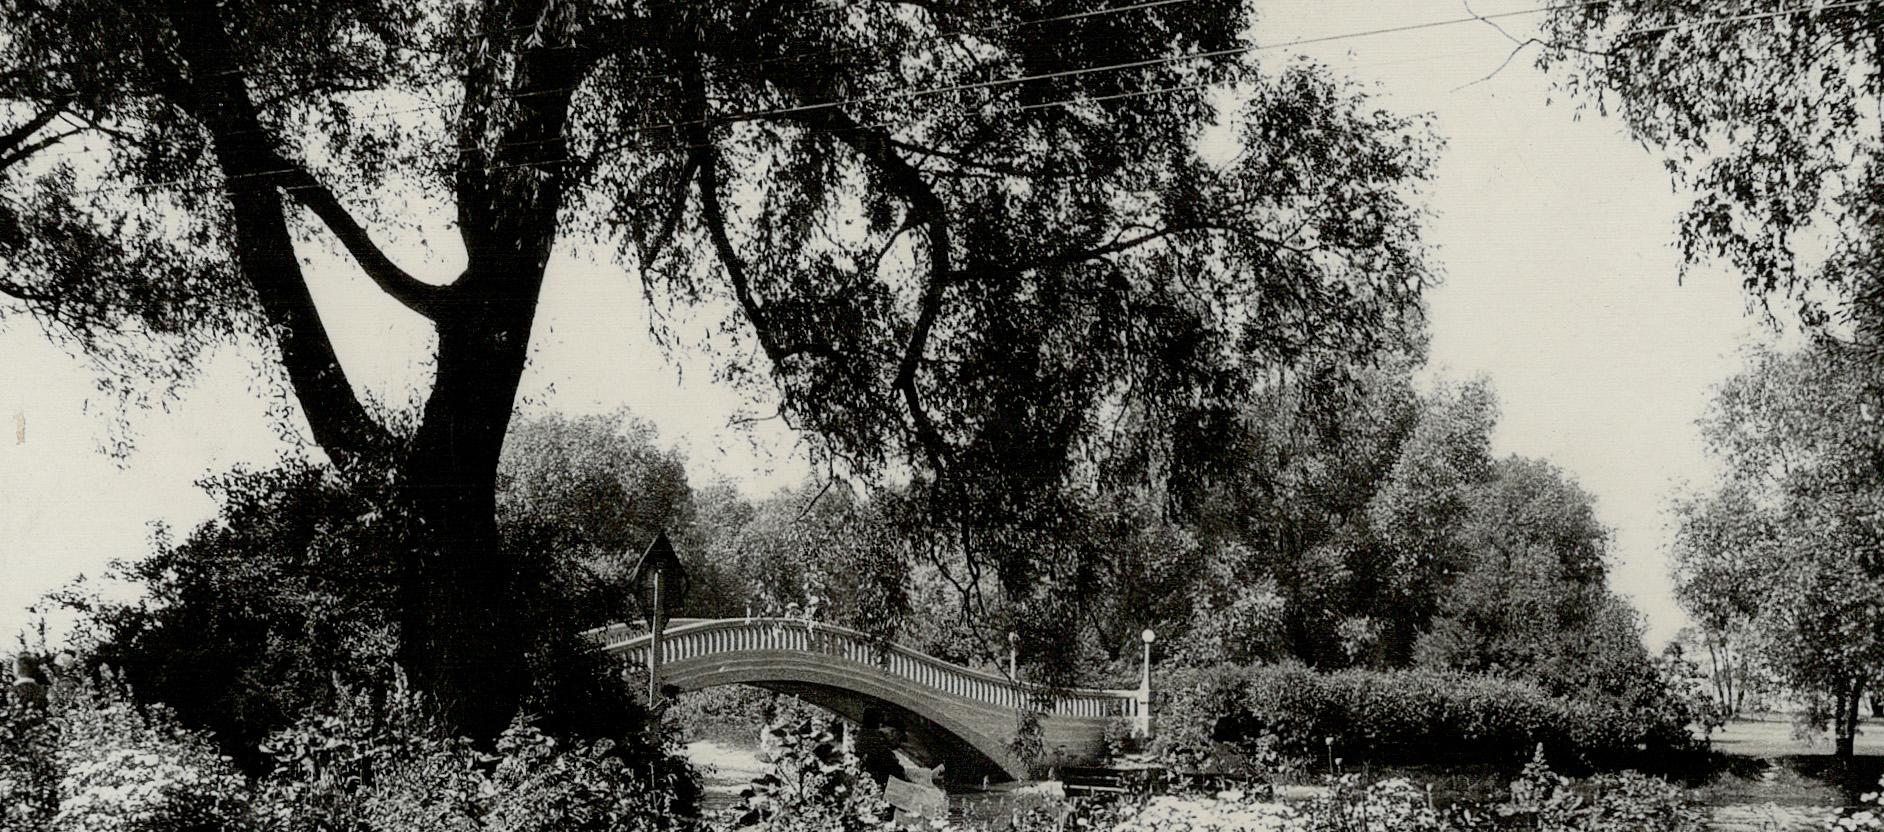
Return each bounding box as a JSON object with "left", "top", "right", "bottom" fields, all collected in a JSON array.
[
  {"left": 15, "top": 0, "right": 1205, "bottom": 167},
  {"left": 498, "top": 0, "right": 1633, "bottom": 157},
  {"left": 53, "top": 0, "right": 1878, "bottom": 198},
  {"left": 994, "top": 0, "right": 1884, "bottom": 119}
]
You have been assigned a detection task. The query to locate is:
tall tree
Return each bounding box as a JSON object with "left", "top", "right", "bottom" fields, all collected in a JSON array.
[
  {"left": 1668, "top": 483, "right": 1776, "bottom": 717},
  {"left": 1687, "top": 344, "right": 1884, "bottom": 755},
  {"left": 1366, "top": 378, "right": 1500, "bottom": 662},
  {"left": 1415, "top": 456, "right": 1652, "bottom": 705},
  {"left": 1172, "top": 356, "right": 1425, "bottom": 667},
  {"left": 2, "top": 0, "right": 1438, "bottom": 734}
]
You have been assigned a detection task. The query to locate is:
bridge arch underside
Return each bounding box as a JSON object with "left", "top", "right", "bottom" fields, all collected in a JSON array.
[{"left": 660, "top": 651, "right": 1111, "bottom": 782}]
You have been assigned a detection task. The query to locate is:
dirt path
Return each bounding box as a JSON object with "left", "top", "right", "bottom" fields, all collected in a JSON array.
[{"left": 1708, "top": 804, "right": 1837, "bottom": 831}]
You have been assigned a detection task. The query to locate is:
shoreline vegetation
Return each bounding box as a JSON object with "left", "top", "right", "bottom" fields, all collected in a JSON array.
[{"left": 8, "top": 615, "right": 1883, "bottom": 831}]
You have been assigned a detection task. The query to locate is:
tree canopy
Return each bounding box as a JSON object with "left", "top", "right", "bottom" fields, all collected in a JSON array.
[
  {"left": 1, "top": 0, "right": 1442, "bottom": 733},
  {"left": 1544, "top": 2, "right": 1884, "bottom": 332},
  {"left": 1673, "top": 343, "right": 1884, "bottom": 754}
]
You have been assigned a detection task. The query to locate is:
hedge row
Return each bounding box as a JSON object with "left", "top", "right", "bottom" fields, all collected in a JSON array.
[{"left": 1151, "top": 664, "right": 1698, "bottom": 771}]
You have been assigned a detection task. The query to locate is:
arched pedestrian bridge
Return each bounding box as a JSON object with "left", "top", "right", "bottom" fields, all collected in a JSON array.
[{"left": 588, "top": 617, "right": 1148, "bottom": 781}]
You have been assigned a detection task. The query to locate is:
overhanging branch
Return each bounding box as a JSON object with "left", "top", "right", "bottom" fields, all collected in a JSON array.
[
  {"left": 160, "top": 0, "right": 391, "bottom": 463},
  {"left": 776, "top": 101, "right": 954, "bottom": 468},
  {"left": 692, "top": 148, "right": 839, "bottom": 365},
  {"left": 0, "top": 100, "right": 70, "bottom": 170},
  {"left": 276, "top": 162, "right": 453, "bottom": 319}
]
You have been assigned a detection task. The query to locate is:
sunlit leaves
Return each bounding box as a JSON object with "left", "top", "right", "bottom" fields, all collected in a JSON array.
[
  {"left": 1677, "top": 343, "right": 1884, "bottom": 743},
  {"left": 1544, "top": 1, "right": 1884, "bottom": 326}
]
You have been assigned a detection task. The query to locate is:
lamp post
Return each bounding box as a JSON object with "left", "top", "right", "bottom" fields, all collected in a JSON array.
[
  {"left": 1137, "top": 629, "right": 1155, "bottom": 737},
  {"left": 1008, "top": 631, "right": 1019, "bottom": 680}
]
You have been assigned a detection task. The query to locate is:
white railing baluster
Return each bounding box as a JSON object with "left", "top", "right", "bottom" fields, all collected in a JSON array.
[{"left": 600, "top": 618, "right": 1146, "bottom": 730}]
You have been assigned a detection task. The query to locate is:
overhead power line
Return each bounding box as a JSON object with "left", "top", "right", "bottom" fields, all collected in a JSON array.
[
  {"left": 51, "top": 0, "right": 1883, "bottom": 199},
  {"left": 17, "top": 0, "right": 1207, "bottom": 166}
]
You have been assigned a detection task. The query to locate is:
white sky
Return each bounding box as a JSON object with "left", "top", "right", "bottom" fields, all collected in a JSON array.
[{"left": 0, "top": 1, "right": 1783, "bottom": 647}]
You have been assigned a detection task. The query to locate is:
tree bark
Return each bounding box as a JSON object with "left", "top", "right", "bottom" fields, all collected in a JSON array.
[
  {"left": 162, "top": 0, "right": 389, "bottom": 462},
  {"left": 1835, "top": 676, "right": 1863, "bottom": 758},
  {"left": 393, "top": 3, "right": 581, "bottom": 737},
  {"left": 159, "top": 0, "right": 584, "bottom": 739},
  {"left": 400, "top": 309, "right": 540, "bottom": 739}
]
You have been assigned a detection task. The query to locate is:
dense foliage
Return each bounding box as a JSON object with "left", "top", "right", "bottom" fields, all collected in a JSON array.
[
  {"left": 0, "top": 0, "right": 1442, "bottom": 731},
  {"left": 60, "top": 388, "right": 1685, "bottom": 823},
  {"left": 72, "top": 461, "right": 402, "bottom": 769},
  {"left": 67, "top": 412, "right": 698, "bottom": 769},
  {"left": 1133, "top": 365, "right": 1670, "bottom": 713},
  {"left": 1, "top": 671, "right": 252, "bottom": 832},
  {"left": 1669, "top": 343, "right": 1884, "bottom": 755},
  {"left": 1152, "top": 664, "right": 1699, "bottom": 773},
  {"left": 646, "top": 363, "right": 1672, "bottom": 716},
  {"left": 1543, "top": 2, "right": 1884, "bottom": 336},
  {"left": 16, "top": 393, "right": 1702, "bottom": 830},
  {"left": 252, "top": 681, "right": 695, "bottom": 832},
  {"left": 0, "top": 664, "right": 696, "bottom": 832},
  {"left": 732, "top": 714, "right": 889, "bottom": 832}
]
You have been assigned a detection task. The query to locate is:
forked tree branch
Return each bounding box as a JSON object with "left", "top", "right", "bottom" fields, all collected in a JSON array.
[
  {"left": 160, "top": 0, "right": 390, "bottom": 462},
  {"left": 276, "top": 161, "right": 453, "bottom": 319},
  {"left": 0, "top": 100, "right": 71, "bottom": 171}
]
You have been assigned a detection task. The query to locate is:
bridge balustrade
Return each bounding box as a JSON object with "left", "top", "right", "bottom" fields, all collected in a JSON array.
[{"left": 594, "top": 617, "right": 1143, "bottom": 720}]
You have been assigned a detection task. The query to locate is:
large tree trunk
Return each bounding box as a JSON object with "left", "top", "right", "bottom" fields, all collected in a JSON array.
[
  {"left": 1835, "top": 677, "right": 1864, "bottom": 758},
  {"left": 370, "top": 1, "right": 580, "bottom": 739},
  {"left": 164, "top": 0, "right": 585, "bottom": 739},
  {"left": 399, "top": 307, "right": 540, "bottom": 739}
]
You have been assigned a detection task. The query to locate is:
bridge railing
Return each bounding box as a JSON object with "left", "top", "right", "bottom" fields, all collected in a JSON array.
[{"left": 590, "top": 617, "right": 1146, "bottom": 722}]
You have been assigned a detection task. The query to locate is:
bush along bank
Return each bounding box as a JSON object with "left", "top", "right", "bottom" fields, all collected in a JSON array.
[
  {"left": 0, "top": 667, "right": 700, "bottom": 832},
  {"left": 1151, "top": 664, "right": 1700, "bottom": 774},
  {"left": 728, "top": 714, "right": 1706, "bottom": 832}
]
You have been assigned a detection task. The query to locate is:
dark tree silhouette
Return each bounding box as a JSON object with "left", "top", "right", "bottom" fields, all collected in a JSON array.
[{"left": 1, "top": 0, "right": 1439, "bottom": 735}]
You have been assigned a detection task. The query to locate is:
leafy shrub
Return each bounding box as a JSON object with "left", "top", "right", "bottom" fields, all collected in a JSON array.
[
  {"left": 72, "top": 455, "right": 677, "bottom": 771},
  {"left": 734, "top": 714, "right": 888, "bottom": 832},
  {"left": 0, "top": 672, "right": 251, "bottom": 832},
  {"left": 1009, "top": 710, "right": 1047, "bottom": 775},
  {"left": 1295, "top": 777, "right": 1452, "bottom": 832},
  {"left": 1495, "top": 748, "right": 1703, "bottom": 832},
  {"left": 252, "top": 679, "right": 696, "bottom": 832},
  {"left": 1153, "top": 664, "right": 1697, "bottom": 773},
  {"left": 74, "top": 462, "right": 403, "bottom": 771},
  {"left": 1, "top": 679, "right": 61, "bottom": 829},
  {"left": 56, "top": 746, "right": 249, "bottom": 832},
  {"left": 483, "top": 721, "right": 697, "bottom": 832}
]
